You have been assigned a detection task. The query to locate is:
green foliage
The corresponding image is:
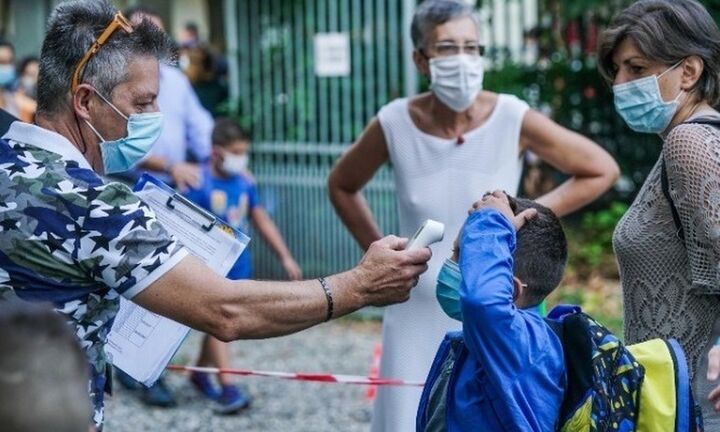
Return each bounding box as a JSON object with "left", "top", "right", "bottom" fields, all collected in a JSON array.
[
  {"left": 566, "top": 202, "right": 628, "bottom": 276},
  {"left": 549, "top": 285, "right": 624, "bottom": 335}
]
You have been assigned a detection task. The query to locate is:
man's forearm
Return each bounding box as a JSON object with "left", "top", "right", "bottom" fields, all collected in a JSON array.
[
  {"left": 134, "top": 240, "right": 428, "bottom": 342},
  {"left": 133, "top": 256, "right": 364, "bottom": 341},
  {"left": 216, "top": 271, "right": 364, "bottom": 340}
]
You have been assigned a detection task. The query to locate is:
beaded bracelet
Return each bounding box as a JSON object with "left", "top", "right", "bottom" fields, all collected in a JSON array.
[{"left": 318, "top": 277, "right": 334, "bottom": 322}]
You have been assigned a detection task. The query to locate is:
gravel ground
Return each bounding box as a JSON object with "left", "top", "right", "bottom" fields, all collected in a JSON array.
[{"left": 104, "top": 319, "right": 382, "bottom": 432}]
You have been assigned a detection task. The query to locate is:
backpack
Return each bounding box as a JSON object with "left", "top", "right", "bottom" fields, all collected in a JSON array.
[
  {"left": 548, "top": 305, "right": 701, "bottom": 432},
  {"left": 661, "top": 117, "right": 720, "bottom": 241}
]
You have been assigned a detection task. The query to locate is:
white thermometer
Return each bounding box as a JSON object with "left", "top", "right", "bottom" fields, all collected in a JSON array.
[{"left": 406, "top": 219, "right": 445, "bottom": 251}]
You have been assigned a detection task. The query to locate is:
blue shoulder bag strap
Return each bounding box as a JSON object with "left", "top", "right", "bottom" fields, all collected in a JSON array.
[{"left": 661, "top": 117, "right": 720, "bottom": 241}]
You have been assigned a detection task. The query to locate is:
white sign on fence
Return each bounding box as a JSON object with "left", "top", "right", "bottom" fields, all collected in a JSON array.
[{"left": 314, "top": 32, "right": 351, "bottom": 77}]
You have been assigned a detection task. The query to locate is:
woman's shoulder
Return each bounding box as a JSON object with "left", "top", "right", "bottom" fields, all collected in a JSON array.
[
  {"left": 493, "top": 92, "right": 530, "bottom": 111},
  {"left": 378, "top": 97, "right": 410, "bottom": 114},
  {"left": 665, "top": 120, "right": 720, "bottom": 159},
  {"left": 663, "top": 120, "right": 720, "bottom": 180}
]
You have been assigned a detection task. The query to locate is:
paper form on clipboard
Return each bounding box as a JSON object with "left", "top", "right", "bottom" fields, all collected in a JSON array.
[{"left": 106, "top": 174, "right": 250, "bottom": 386}]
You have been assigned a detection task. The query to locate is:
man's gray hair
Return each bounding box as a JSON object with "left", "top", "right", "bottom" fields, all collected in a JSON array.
[
  {"left": 598, "top": 0, "right": 720, "bottom": 106},
  {"left": 410, "top": 0, "right": 480, "bottom": 50},
  {"left": 37, "top": 0, "right": 174, "bottom": 116}
]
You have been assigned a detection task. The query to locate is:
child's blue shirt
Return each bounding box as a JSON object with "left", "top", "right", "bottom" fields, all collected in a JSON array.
[{"left": 184, "top": 165, "right": 258, "bottom": 279}]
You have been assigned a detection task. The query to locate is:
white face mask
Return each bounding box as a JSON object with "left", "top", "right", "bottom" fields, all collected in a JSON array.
[
  {"left": 222, "top": 153, "right": 248, "bottom": 175},
  {"left": 429, "top": 54, "right": 484, "bottom": 112},
  {"left": 178, "top": 54, "right": 190, "bottom": 71}
]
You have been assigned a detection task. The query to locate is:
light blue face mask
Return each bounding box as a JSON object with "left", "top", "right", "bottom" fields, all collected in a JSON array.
[
  {"left": 0, "top": 65, "right": 15, "bottom": 87},
  {"left": 613, "top": 61, "right": 684, "bottom": 134},
  {"left": 84, "top": 90, "right": 163, "bottom": 174},
  {"left": 436, "top": 258, "right": 463, "bottom": 321}
]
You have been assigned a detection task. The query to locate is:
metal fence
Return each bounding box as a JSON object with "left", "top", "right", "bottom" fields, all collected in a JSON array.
[
  {"left": 226, "top": 0, "right": 410, "bottom": 278},
  {"left": 225, "top": 0, "right": 540, "bottom": 279}
]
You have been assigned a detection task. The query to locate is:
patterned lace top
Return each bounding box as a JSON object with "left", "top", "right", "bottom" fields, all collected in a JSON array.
[{"left": 613, "top": 118, "right": 720, "bottom": 423}]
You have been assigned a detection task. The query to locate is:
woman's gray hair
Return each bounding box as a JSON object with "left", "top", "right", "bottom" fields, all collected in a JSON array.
[
  {"left": 37, "top": 0, "right": 175, "bottom": 116},
  {"left": 410, "top": 0, "right": 480, "bottom": 50},
  {"left": 598, "top": 0, "right": 720, "bottom": 106}
]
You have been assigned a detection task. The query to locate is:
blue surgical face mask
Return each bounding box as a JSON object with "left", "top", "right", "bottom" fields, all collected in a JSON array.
[
  {"left": 84, "top": 90, "right": 163, "bottom": 174},
  {"left": 0, "top": 65, "right": 15, "bottom": 87},
  {"left": 613, "top": 60, "right": 684, "bottom": 134},
  {"left": 436, "top": 258, "right": 463, "bottom": 321}
]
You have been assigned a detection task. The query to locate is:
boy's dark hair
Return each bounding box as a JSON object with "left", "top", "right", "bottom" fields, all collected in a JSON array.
[
  {"left": 508, "top": 197, "right": 567, "bottom": 306},
  {"left": 0, "top": 301, "right": 91, "bottom": 432},
  {"left": 212, "top": 118, "right": 250, "bottom": 147}
]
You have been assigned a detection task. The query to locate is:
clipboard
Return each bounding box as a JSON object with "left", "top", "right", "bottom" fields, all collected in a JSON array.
[
  {"left": 132, "top": 174, "right": 250, "bottom": 277},
  {"left": 107, "top": 174, "right": 250, "bottom": 386}
]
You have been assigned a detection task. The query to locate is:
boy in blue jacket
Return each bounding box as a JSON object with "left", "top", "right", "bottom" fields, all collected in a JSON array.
[{"left": 418, "top": 191, "right": 568, "bottom": 431}]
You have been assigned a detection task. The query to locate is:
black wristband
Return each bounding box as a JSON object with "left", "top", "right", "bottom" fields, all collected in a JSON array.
[{"left": 318, "top": 277, "right": 334, "bottom": 322}]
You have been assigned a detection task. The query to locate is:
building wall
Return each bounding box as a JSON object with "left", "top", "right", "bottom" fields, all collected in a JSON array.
[{"left": 5, "top": 0, "right": 209, "bottom": 59}]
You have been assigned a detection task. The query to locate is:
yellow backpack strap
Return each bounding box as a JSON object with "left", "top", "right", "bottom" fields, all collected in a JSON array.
[{"left": 627, "top": 339, "right": 677, "bottom": 432}]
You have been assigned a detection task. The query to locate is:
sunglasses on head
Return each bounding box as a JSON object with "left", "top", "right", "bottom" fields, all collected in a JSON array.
[{"left": 71, "top": 11, "right": 133, "bottom": 92}]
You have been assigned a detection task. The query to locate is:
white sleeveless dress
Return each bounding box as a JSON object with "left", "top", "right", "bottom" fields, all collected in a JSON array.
[{"left": 370, "top": 94, "right": 529, "bottom": 431}]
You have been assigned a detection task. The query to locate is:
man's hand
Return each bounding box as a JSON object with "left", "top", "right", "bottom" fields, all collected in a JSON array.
[
  {"left": 169, "top": 162, "right": 201, "bottom": 192},
  {"left": 353, "top": 235, "right": 431, "bottom": 306},
  {"left": 469, "top": 190, "right": 537, "bottom": 231},
  {"left": 708, "top": 344, "right": 720, "bottom": 410}
]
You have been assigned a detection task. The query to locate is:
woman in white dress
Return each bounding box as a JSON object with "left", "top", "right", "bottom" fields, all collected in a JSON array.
[{"left": 328, "top": 1, "right": 619, "bottom": 430}]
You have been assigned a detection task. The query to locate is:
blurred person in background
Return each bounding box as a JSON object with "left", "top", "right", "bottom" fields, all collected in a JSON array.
[
  {"left": 182, "top": 43, "right": 229, "bottom": 117},
  {"left": 0, "top": 301, "right": 93, "bottom": 432},
  {"left": 16, "top": 56, "right": 39, "bottom": 100},
  {"left": 328, "top": 1, "right": 619, "bottom": 430},
  {"left": 177, "top": 21, "right": 200, "bottom": 49},
  {"left": 183, "top": 118, "right": 302, "bottom": 413},
  {"left": 0, "top": 43, "right": 37, "bottom": 123},
  {"left": 14, "top": 56, "right": 39, "bottom": 122}
]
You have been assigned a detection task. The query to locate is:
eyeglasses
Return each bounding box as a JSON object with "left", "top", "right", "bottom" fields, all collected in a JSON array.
[
  {"left": 432, "top": 42, "right": 485, "bottom": 57},
  {"left": 71, "top": 11, "right": 133, "bottom": 92}
]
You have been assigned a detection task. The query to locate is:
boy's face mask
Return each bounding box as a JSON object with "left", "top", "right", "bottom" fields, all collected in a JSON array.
[
  {"left": 221, "top": 152, "right": 249, "bottom": 176},
  {"left": 436, "top": 258, "right": 463, "bottom": 321},
  {"left": 436, "top": 257, "right": 526, "bottom": 321}
]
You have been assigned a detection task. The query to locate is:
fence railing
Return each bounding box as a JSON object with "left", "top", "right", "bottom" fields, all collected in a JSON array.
[{"left": 249, "top": 142, "right": 398, "bottom": 279}]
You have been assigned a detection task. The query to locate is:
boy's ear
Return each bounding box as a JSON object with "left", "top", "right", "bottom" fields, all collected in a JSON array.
[{"left": 512, "top": 277, "right": 524, "bottom": 302}]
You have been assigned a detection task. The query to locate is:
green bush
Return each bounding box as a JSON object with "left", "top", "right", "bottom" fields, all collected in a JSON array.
[{"left": 565, "top": 201, "right": 628, "bottom": 278}]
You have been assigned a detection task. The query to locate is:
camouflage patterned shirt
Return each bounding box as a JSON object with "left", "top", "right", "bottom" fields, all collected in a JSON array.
[{"left": 0, "top": 122, "right": 188, "bottom": 427}]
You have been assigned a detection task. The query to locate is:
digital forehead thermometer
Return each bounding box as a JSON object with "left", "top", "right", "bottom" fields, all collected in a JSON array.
[{"left": 406, "top": 219, "right": 445, "bottom": 251}]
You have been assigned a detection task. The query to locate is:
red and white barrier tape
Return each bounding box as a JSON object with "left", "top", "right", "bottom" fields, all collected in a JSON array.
[{"left": 166, "top": 364, "right": 424, "bottom": 387}]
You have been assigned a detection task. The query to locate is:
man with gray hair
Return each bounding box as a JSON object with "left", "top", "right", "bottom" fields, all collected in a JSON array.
[{"left": 0, "top": 1, "right": 430, "bottom": 429}]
